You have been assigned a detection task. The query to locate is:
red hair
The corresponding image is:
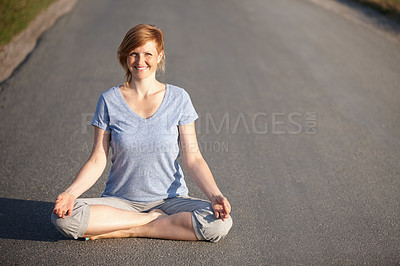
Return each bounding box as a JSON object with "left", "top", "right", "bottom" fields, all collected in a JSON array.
[{"left": 117, "top": 24, "right": 165, "bottom": 82}]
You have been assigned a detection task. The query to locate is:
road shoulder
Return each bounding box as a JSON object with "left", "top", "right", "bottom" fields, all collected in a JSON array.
[
  {"left": 0, "top": 0, "right": 77, "bottom": 85},
  {"left": 310, "top": 0, "right": 400, "bottom": 43}
]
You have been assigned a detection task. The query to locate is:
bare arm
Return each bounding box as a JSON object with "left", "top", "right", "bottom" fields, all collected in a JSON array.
[
  {"left": 53, "top": 126, "right": 110, "bottom": 218},
  {"left": 179, "top": 122, "right": 231, "bottom": 221}
]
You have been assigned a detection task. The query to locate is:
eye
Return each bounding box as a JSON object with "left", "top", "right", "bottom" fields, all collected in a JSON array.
[
  {"left": 146, "top": 53, "right": 152, "bottom": 56},
  {"left": 129, "top": 52, "right": 137, "bottom": 56}
]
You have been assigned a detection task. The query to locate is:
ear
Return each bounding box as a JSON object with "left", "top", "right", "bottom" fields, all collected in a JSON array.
[{"left": 158, "top": 51, "right": 164, "bottom": 63}]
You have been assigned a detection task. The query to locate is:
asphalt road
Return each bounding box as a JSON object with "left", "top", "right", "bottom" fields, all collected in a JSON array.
[{"left": 1, "top": 0, "right": 399, "bottom": 264}]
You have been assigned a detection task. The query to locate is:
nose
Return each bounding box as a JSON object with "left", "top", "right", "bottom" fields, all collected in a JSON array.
[{"left": 136, "top": 54, "right": 145, "bottom": 65}]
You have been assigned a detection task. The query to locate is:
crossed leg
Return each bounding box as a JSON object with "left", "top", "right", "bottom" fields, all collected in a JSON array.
[
  {"left": 81, "top": 205, "right": 166, "bottom": 235},
  {"left": 52, "top": 197, "right": 230, "bottom": 242},
  {"left": 85, "top": 211, "right": 197, "bottom": 241}
]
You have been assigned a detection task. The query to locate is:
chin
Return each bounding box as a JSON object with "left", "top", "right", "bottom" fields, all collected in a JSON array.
[{"left": 134, "top": 71, "right": 156, "bottom": 80}]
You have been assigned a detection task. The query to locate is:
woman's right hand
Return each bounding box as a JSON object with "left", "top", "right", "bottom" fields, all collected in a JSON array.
[{"left": 53, "top": 192, "right": 76, "bottom": 219}]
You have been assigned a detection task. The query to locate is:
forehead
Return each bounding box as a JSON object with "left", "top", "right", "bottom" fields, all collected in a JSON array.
[{"left": 131, "top": 41, "right": 158, "bottom": 52}]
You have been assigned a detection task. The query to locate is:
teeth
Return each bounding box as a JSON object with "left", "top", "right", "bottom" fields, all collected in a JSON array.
[{"left": 135, "top": 66, "right": 147, "bottom": 70}]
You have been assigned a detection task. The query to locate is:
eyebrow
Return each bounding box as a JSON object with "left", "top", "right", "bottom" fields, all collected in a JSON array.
[{"left": 130, "top": 50, "right": 153, "bottom": 53}]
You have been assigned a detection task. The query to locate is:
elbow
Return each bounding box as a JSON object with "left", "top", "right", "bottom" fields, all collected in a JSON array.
[
  {"left": 87, "top": 154, "right": 107, "bottom": 170},
  {"left": 184, "top": 154, "right": 205, "bottom": 172}
]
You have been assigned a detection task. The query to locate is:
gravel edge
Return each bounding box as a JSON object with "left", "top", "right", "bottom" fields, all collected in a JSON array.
[
  {"left": 0, "top": 0, "right": 78, "bottom": 84},
  {"left": 310, "top": 0, "right": 400, "bottom": 43}
]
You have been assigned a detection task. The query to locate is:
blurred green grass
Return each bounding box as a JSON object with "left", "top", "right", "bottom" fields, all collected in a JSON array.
[
  {"left": 0, "top": 0, "right": 56, "bottom": 46},
  {"left": 0, "top": 0, "right": 399, "bottom": 48}
]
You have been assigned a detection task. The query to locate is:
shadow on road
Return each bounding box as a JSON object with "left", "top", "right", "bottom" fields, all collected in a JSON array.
[{"left": 0, "top": 198, "right": 65, "bottom": 242}]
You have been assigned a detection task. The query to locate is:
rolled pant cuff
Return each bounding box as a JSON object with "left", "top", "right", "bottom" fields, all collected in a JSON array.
[
  {"left": 191, "top": 212, "right": 206, "bottom": 241},
  {"left": 76, "top": 205, "right": 91, "bottom": 239}
]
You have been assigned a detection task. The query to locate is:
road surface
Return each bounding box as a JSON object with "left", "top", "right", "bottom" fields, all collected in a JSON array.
[{"left": 1, "top": 0, "right": 399, "bottom": 264}]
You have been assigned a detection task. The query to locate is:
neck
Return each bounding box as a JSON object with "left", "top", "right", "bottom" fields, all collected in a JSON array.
[{"left": 126, "top": 76, "right": 162, "bottom": 96}]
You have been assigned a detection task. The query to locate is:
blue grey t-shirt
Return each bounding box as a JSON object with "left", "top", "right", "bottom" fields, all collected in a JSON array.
[{"left": 91, "top": 84, "right": 199, "bottom": 202}]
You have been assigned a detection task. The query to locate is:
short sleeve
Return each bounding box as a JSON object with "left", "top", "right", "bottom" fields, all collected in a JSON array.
[
  {"left": 91, "top": 94, "right": 111, "bottom": 132},
  {"left": 178, "top": 90, "right": 199, "bottom": 125}
]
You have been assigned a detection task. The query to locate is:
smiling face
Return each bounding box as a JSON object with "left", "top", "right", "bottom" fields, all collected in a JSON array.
[{"left": 127, "top": 41, "right": 164, "bottom": 81}]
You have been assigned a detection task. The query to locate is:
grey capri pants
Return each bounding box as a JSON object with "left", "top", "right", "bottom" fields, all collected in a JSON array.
[{"left": 51, "top": 195, "right": 232, "bottom": 243}]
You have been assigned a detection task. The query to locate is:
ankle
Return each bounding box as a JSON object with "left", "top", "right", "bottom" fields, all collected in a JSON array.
[
  {"left": 149, "top": 209, "right": 167, "bottom": 219},
  {"left": 128, "top": 225, "right": 147, "bottom": 238}
]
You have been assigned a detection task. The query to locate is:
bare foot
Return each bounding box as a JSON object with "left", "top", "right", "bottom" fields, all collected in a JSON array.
[
  {"left": 87, "top": 229, "right": 131, "bottom": 240},
  {"left": 149, "top": 209, "right": 168, "bottom": 219}
]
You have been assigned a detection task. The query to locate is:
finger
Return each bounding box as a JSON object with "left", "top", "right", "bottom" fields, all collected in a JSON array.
[
  {"left": 221, "top": 199, "right": 231, "bottom": 212},
  {"left": 58, "top": 209, "right": 65, "bottom": 217},
  {"left": 223, "top": 202, "right": 231, "bottom": 214},
  {"left": 221, "top": 212, "right": 229, "bottom": 221},
  {"left": 223, "top": 213, "right": 229, "bottom": 220},
  {"left": 221, "top": 197, "right": 228, "bottom": 205},
  {"left": 213, "top": 206, "right": 222, "bottom": 214},
  {"left": 215, "top": 211, "right": 220, "bottom": 219}
]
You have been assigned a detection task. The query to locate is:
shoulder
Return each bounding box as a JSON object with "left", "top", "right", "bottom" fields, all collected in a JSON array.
[
  {"left": 167, "top": 83, "right": 193, "bottom": 101},
  {"left": 99, "top": 86, "right": 119, "bottom": 99},
  {"left": 94, "top": 86, "right": 120, "bottom": 104}
]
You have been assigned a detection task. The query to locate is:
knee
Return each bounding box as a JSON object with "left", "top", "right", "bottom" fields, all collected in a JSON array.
[
  {"left": 50, "top": 201, "right": 90, "bottom": 239},
  {"left": 193, "top": 207, "right": 233, "bottom": 243},
  {"left": 206, "top": 215, "right": 233, "bottom": 243},
  {"left": 51, "top": 212, "right": 75, "bottom": 238}
]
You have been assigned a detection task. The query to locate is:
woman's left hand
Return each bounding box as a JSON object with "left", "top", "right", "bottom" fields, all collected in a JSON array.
[{"left": 211, "top": 195, "right": 231, "bottom": 221}]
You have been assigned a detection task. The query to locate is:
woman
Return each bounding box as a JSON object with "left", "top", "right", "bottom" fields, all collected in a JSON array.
[{"left": 51, "top": 24, "right": 232, "bottom": 242}]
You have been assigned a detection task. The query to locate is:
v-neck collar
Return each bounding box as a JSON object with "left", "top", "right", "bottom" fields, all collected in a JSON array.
[{"left": 115, "top": 84, "right": 169, "bottom": 122}]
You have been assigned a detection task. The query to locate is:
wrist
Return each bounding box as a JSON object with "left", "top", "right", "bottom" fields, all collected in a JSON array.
[
  {"left": 209, "top": 193, "right": 224, "bottom": 202},
  {"left": 64, "top": 190, "right": 78, "bottom": 199}
]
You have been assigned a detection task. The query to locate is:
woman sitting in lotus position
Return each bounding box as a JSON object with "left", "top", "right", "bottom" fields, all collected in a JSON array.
[{"left": 51, "top": 24, "right": 232, "bottom": 242}]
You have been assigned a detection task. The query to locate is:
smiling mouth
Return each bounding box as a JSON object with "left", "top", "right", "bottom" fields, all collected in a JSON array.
[{"left": 135, "top": 66, "right": 148, "bottom": 71}]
